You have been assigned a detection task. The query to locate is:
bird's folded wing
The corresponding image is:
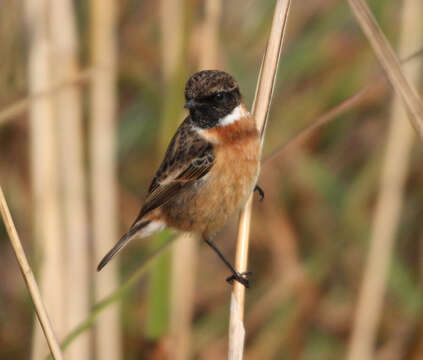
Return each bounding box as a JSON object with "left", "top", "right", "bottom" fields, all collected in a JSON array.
[
  {"left": 138, "top": 159, "right": 213, "bottom": 217},
  {"left": 133, "top": 117, "right": 215, "bottom": 223}
]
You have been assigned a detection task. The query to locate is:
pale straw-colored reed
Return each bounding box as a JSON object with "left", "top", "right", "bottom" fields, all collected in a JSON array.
[
  {"left": 0, "top": 187, "right": 64, "bottom": 360},
  {"left": 90, "top": 0, "right": 122, "bottom": 358},
  {"left": 228, "top": 1, "right": 292, "bottom": 359},
  {"left": 347, "top": 0, "right": 423, "bottom": 359}
]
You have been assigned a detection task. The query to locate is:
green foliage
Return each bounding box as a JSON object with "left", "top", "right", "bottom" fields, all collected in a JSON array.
[{"left": 144, "top": 231, "right": 172, "bottom": 339}]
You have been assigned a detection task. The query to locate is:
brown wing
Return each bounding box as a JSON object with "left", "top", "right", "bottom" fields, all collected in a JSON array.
[{"left": 134, "top": 117, "right": 215, "bottom": 222}]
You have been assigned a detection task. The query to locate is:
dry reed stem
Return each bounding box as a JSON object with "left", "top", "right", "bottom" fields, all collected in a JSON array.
[
  {"left": 40, "top": 237, "right": 177, "bottom": 360},
  {"left": 263, "top": 47, "right": 423, "bottom": 166},
  {"left": 1, "top": 43, "right": 421, "bottom": 160},
  {"left": 264, "top": 83, "right": 376, "bottom": 164},
  {"left": 347, "top": 0, "right": 423, "bottom": 140},
  {"left": 0, "top": 187, "right": 64, "bottom": 360},
  {"left": 347, "top": 1, "right": 423, "bottom": 359},
  {"left": 161, "top": 0, "right": 185, "bottom": 349},
  {"left": 247, "top": 167, "right": 311, "bottom": 333},
  {"left": 170, "top": 1, "right": 222, "bottom": 359},
  {"left": 167, "top": 0, "right": 204, "bottom": 360},
  {"left": 199, "top": 0, "right": 222, "bottom": 69},
  {"left": 228, "top": 0, "right": 291, "bottom": 359},
  {"left": 90, "top": 0, "right": 121, "bottom": 358},
  {"left": 160, "top": 0, "right": 184, "bottom": 82},
  {"left": 145, "top": 0, "right": 186, "bottom": 341},
  {"left": 50, "top": 1, "right": 90, "bottom": 359},
  {"left": 0, "top": 69, "right": 92, "bottom": 127},
  {"left": 25, "top": 1, "right": 65, "bottom": 358},
  {"left": 170, "top": 233, "right": 197, "bottom": 360}
]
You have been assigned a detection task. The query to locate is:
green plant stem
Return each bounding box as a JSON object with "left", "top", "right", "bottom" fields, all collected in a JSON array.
[
  {"left": 44, "top": 236, "right": 176, "bottom": 360},
  {"left": 145, "top": 0, "right": 191, "bottom": 338},
  {"left": 145, "top": 231, "right": 172, "bottom": 338}
]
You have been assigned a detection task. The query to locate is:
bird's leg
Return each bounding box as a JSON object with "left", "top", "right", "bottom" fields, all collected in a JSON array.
[
  {"left": 254, "top": 184, "right": 264, "bottom": 201},
  {"left": 203, "top": 238, "right": 251, "bottom": 288}
]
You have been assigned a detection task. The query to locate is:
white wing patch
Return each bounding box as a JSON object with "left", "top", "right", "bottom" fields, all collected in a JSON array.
[{"left": 137, "top": 220, "right": 166, "bottom": 238}]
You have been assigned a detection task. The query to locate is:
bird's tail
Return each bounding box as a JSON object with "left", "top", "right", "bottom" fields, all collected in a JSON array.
[{"left": 97, "top": 219, "right": 164, "bottom": 271}]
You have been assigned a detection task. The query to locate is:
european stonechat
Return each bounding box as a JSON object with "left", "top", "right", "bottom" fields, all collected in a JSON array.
[{"left": 97, "top": 70, "right": 263, "bottom": 287}]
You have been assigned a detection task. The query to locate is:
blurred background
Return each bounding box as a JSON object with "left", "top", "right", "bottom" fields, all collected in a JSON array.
[{"left": 1, "top": 0, "right": 423, "bottom": 359}]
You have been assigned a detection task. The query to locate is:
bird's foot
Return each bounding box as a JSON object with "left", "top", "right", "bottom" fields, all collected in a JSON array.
[
  {"left": 226, "top": 271, "right": 252, "bottom": 288},
  {"left": 254, "top": 185, "right": 264, "bottom": 201}
]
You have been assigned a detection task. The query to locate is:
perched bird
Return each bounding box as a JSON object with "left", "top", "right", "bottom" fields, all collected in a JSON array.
[{"left": 97, "top": 70, "right": 263, "bottom": 287}]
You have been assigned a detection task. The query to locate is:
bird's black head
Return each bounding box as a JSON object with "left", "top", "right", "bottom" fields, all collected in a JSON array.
[{"left": 184, "top": 70, "right": 242, "bottom": 129}]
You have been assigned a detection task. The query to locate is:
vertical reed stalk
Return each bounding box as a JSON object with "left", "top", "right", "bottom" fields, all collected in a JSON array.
[
  {"left": 199, "top": 0, "right": 222, "bottom": 69},
  {"left": 145, "top": 0, "right": 189, "bottom": 343},
  {"left": 25, "top": 1, "right": 65, "bottom": 358},
  {"left": 347, "top": 0, "right": 423, "bottom": 140},
  {"left": 90, "top": 0, "right": 121, "bottom": 358},
  {"left": 170, "top": 233, "right": 197, "bottom": 360},
  {"left": 169, "top": 2, "right": 222, "bottom": 358},
  {"left": 347, "top": 1, "right": 423, "bottom": 359},
  {"left": 160, "top": 0, "right": 184, "bottom": 84},
  {"left": 228, "top": 1, "right": 291, "bottom": 359},
  {"left": 0, "top": 69, "right": 93, "bottom": 127},
  {"left": 50, "top": 1, "right": 91, "bottom": 359},
  {"left": 0, "top": 187, "right": 64, "bottom": 360}
]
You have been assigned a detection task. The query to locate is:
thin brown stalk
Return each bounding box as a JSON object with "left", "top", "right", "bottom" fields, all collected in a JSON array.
[
  {"left": 263, "top": 46, "right": 423, "bottom": 166},
  {"left": 170, "top": 4, "right": 222, "bottom": 357},
  {"left": 347, "top": 0, "right": 423, "bottom": 359},
  {"left": 170, "top": 233, "right": 197, "bottom": 360},
  {"left": 263, "top": 83, "right": 376, "bottom": 164},
  {"left": 228, "top": 0, "right": 292, "bottom": 359},
  {"left": 347, "top": 0, "right": 423, "bottom": 140},
  {"left": 166, "top": 0, "right": 200, "bottom": 357},
  {"left": 421, "top": 230, "right": 423, "bottom": 285},
  {"left": 199, "top": 0, "right": 222, "bottom": 69},
  {"left": 160, "top": 0, "right": 184, "bottom": 82},
  {"left": 90, "top": 0, "right": 121, "bottom": 358},
  {"left": 0, "top": 69, "right": 92, "bottom": 127},
  {"left": 25, "top": 1, "right": 65, "bottom": 358},
  {"left": 0, "top": 187, "right": 64, "bottom": 360},
  {"left": 246, "top": 167, "right": 311, "bottom": 333},
  {"left": 50, "top": 1, "right": 90, "bottom": 359}
]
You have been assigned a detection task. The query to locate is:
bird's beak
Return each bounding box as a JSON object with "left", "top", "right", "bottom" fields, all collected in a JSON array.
[{"left": 184, "top": 99, "right": 198, "bottom": 109}]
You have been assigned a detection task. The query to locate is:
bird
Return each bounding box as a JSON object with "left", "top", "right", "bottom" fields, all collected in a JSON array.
[{"left": 97, "top": 70, "right": 264, "bottom": 287}]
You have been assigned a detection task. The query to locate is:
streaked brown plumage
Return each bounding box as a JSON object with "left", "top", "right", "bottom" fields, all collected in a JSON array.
[{"left": 97, "top": 70, "right": 261, "bottom": 287}]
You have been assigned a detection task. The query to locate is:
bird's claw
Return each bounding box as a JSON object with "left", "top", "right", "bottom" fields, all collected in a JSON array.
[
  {"left": 254, "top": 185, "right": 264, "bottom": 201},
  {"left": 226, "top": 271, "right": 252, "bottom": 288}
]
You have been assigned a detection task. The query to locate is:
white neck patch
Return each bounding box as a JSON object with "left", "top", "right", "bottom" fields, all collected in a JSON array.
[{"left": 218, "top": 105, "right": 248, "bottom": 126}]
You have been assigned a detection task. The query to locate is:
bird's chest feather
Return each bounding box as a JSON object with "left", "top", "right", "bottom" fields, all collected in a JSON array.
[
  {"left": 163, "top": 118, "right": 260, "bottom": 235},
  {"left": 206, "top": 118, "right": 260, "bottom": 197},
  {"left": 191, "top": 129, "right": 260, "bottom": 233},
  {"left": 210, "top": 139, "right": 260, "bottom": 201}
]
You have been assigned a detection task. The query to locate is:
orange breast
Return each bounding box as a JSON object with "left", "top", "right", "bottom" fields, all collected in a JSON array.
[
  {"left": 198, "top": 117, "right": 260, "bottom": 235},
  {"left": 162, "top": 113, "right": 261, "bottom": 238}
]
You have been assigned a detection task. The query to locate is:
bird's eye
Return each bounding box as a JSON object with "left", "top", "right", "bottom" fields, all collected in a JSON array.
[{"left": 215, "top": 92, "right": 225, "bottom": 101}]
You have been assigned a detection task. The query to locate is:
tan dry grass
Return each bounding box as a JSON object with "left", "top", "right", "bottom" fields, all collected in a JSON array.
[
  {"left": 0, "top": 187, "right": 64, "bottom": 360},
  {"left": 24, "top": 1, "right": 66, "bottom": 358},
  {"left": 155, "top": 3, "right": 187, "bottom": 333},
  {"left": 347, "top": 0, "right": 423, "bottom": 140},
  {"left": 0, "top": 69, "right": 92, "bottom": 127},
  {"left": 169, "top": 1, "right": 223, "bottom": 359},
  {"left": 90, "top": 0, "right": 122, "bottom": 358},
  {"left": 50, "top": 1, "right": 91, "bottom": 359},
  {"left": 199, "top": 0, "right": 222, "bottom": 69},
  {"left": 164, "top": 0, "right": 197, "bottom": 358},
  {"left": 347, "top": 0, "right": 423, "bottom": 359},
  {"left": 228, "top": 0, "right": 292, "bottom": 359}
]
